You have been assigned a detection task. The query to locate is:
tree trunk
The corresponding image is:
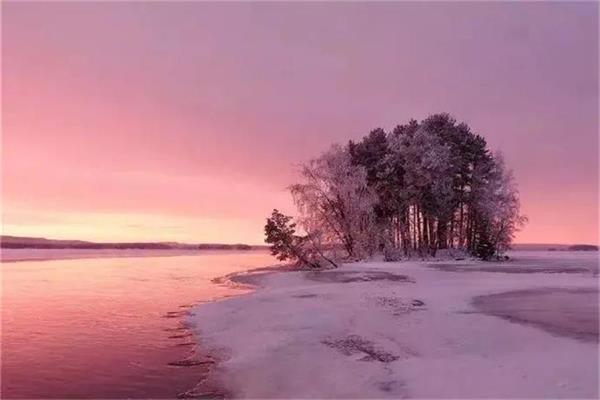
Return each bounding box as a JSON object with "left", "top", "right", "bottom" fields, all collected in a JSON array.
[
  {"left": 449, "top": 213, "right": 455, "bottom": 249},
  {"left": 412, "top": 205, "right": 417, "bottom": 251},
  {"left": 437, "top": 216, "right": 448, "bottom": 249},
  {"left": 423, "top": 214, "right": 429, "bottom": 252},
  {"left": 402, "top": 207, "right": 410, "bottom": 257},
  {"left": 429, "top": 218, "right": 436, "bottom": 256},
  {"left": 458, "top": 201, "right": 464, "bottom": 249},
  {"left": 416, "top": 205, "right": 422, "bottom": 255}
]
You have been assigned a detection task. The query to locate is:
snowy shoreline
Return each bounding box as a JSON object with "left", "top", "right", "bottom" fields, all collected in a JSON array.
[{"left": 186, "top": 255, "right": 598, "bottom": 398}]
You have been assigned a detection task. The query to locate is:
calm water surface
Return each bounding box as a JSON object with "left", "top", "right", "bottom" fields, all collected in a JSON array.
[{"left": 2, "top": 250, "right": 275, "bottom": 399}]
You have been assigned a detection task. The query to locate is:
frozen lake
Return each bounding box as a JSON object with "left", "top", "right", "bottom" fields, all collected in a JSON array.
[{"left": 1, "top": 250, "right": 275, "bottom": 398}]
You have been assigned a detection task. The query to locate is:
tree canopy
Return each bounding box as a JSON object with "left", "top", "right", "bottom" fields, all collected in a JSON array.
[{"left": 265, "top": 113, "right": 526, "bottom": 265}]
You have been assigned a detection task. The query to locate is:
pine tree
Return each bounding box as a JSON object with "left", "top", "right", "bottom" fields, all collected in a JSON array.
[
  {"left": 474, "top": 221, "right": 495, "bottom": 261},
  {"left": 264, "top": 209, "right": 321, "bottom": 268}
]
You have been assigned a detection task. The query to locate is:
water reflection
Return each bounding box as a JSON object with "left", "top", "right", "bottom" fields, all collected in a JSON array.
[{"left": 2, "top": 250, "right": 274, "bottom": 399}]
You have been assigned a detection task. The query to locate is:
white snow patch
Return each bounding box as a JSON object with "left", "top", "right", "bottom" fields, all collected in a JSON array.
[{"left": 189, "top": 254, "right": 598, "bottom": 398}]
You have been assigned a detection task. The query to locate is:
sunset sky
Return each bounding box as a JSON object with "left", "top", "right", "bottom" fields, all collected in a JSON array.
[{"left": 2, "top": 2, "right": 598, "bottom": 245}]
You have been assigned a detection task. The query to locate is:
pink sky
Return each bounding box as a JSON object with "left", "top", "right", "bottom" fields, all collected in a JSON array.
[{"left": 2, "top": 2, "right": 598, "bottom": 245}]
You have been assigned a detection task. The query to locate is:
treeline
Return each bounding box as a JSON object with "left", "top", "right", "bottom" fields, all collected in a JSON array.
[{"left": 266, "top": 113, "right": 526, "bottom": 265}]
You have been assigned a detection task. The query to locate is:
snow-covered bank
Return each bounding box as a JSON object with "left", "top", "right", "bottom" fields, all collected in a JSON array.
[{"left": 188, "top": 257, "right": 598, "bottom": 398}]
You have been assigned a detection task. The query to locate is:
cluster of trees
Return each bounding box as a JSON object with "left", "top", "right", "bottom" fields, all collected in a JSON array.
[{"left": 265, "top": 113, "right": 526, "bottom": 266}]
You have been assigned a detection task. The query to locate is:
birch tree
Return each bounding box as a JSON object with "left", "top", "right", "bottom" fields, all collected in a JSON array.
[
  {"left": 290, "top": 144, "right": 378, "bottom": 259},
  {"left": 478, "top": 152, "right": 527, "bottom": 256}
]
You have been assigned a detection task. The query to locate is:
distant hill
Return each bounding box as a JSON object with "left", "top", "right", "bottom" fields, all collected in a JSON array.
[
  {"left": 512, "top": 243, "right": 598, "bottom": 251},
  {"left": 0, "top": 235, "right": 265, "bottom": 251}
]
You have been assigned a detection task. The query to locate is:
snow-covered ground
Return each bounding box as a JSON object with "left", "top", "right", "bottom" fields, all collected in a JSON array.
[{"left": 187, "top": 251, "right": 598, "bottom": 399}]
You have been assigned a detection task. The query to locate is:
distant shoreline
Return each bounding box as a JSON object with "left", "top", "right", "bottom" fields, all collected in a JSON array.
[
  {"left": 511, "top": 243, "right": 598, "bottom": 251},
  {"left": 2, "top": 235, "right": 596, "bottom": 253},
  {"left": 0, "top": 235, "right": 266, "bottom": 251}
]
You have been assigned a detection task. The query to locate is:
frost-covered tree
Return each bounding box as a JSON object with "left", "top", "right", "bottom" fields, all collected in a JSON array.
[
  {"left": 290, "top": 145, "right": 378, "bottom": 259},
  {"left": 391, "top": 126, "right": 454, "bottom": 256},
  {"left": 348, "top": 128, "right": 406, "bottom": 254},
  {"left": 477, "top": 152, "right": 527, "bottom": 256}
]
